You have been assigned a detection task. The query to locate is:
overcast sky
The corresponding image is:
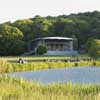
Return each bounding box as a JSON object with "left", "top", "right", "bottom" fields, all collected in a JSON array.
[{"left": 0, "top": 0, "right": 100, "bottom": 23}]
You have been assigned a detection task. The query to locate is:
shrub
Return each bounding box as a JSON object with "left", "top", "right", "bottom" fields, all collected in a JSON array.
[{"left": 36, "top": 45, "right": 47, "bottom": 55}]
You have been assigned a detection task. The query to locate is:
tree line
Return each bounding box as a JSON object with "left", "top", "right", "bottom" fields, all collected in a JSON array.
[{"left": 0, "top": 11, "right": 100, "bottom": 56}]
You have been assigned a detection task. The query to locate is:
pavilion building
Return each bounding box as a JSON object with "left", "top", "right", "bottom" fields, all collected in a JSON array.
[{"left": 30, "top": 37, "right": 78, "bottom": 55}]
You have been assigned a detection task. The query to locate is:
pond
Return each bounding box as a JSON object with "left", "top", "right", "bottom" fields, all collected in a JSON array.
[{"left": 8, "top": 67, "right": 100, "bottom": 84}]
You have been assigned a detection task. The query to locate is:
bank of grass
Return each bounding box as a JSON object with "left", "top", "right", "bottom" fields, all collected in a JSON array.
[
  {"left": 0, "top": 59, "right": 99, "bottom": 73},
  {"left": 0, "top": 75, "right": 99, "bottom": 100},
  {"left": 1, "top": 55, "right": 91, "bottom": 62}
]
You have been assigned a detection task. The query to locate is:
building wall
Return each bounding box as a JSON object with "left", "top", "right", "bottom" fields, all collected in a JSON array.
[{"left": 43, "top": 39, "right": 73, "bottom": 51}]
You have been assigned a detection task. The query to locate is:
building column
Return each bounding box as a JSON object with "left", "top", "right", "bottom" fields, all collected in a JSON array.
[
  {"left": 50, "top": 44, "right": 52, "bottom": 50},
  {"left": 70, "top": 41, "right": 73, "bottom": 50}
]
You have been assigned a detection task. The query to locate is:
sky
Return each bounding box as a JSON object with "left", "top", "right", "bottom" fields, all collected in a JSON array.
[{"left": 0, "top": 0, "right": 100, "bottom": 23}]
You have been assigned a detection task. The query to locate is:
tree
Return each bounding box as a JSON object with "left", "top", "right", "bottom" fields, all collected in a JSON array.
[
  {"left": 0, "top": 24, "right": 25, "bottom": 55},
  {"left": 50, "top": 18, "right": 68, "bottom": 36},
  {"left": 36, "top": 45, "right": 47, "bottom": 55},
  {"left": 13, "top": 19, "right": 34, "bottom": 41},
  {"left": 85, "top": 38, "right": 94, "bottom": 52},
  {"left": 12, "top": 19, "right": 34, "bottom": 51},
  {"left": 86, "top": 39, "right": 100, "bottom": 58},
  {"left": 63, "top": 19, "right": 79, "bottom": 37},
  {"left": 32, "top": 16, "right": 52, "bottom": 37}
]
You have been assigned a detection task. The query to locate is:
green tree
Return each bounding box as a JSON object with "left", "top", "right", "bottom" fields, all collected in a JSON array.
[
  {"left": 32, "top": 16, "right": 52, "bottom": 37},
  {"left": 86, "top": 39, "right": 100, "bottom": 58},
  {"left": 50, "top": 18, "right": 68, "bottom": 36},
  {"left": 0, "top": 24, "right": 25, "bottom": 55},
  {"left": 63, "top": 19, "right": 79, "bottom": 37},
  {"left": 13, "top": 19, "right": 34, "bottom": 40},
  {"left": 85, "top": 38, "right": 94, "bottom": 52},
  {"left": 13, "top": 19, "right": 34, "bottom": 51},
  {"left": 36, "top": 45, "right": 47, "bottom": 55}
]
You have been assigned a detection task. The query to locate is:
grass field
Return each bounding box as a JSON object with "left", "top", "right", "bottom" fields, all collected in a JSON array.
[
  {"left": 0, "top": 56, "right": 99, "bottom": 73},
  {"left": 0, "top": 76, "right": 99, "bottom": 100}
]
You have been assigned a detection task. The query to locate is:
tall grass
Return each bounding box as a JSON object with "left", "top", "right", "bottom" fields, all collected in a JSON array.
[{"left": 0, "top": 76, "right": 100, "bottom": 100}]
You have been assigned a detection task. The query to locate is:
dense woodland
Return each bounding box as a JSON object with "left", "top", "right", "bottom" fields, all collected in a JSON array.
[{"left": 0, "top": 11, "right": 100, "bottom": 56}]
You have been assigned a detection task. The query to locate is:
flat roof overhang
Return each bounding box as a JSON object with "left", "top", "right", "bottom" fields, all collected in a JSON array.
[
  {"left": 42, "top": 37, "right": 73, "bottom": 40},
  {"left": 31, "top": 37, "right": 73, "bottom": 42}
]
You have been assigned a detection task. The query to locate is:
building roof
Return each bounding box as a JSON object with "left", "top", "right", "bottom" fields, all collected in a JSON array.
[
  {"left": 42, "top": 37, "right": 73, "bottom": 40},
  {"left": 32, "top": 36, "right": 73, "bottom": 42}
]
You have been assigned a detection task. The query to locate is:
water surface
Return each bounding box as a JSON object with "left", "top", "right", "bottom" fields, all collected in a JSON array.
[{"left": 8, "top": 67, "right": 100, "bottom": 84}]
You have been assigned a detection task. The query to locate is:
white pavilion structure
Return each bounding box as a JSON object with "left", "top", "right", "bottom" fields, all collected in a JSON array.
[{"left": 30, "top": 37, "right": 78, "bottom": 55}]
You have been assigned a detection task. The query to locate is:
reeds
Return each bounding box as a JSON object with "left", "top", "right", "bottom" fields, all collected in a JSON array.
[{"left": 0, "top": 76, "right": 100, "bottom": 100}]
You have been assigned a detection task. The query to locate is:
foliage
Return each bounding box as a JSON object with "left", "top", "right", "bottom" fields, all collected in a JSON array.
[
  {"left": 12, "top": 19, "right": 33, "bottom": 41},
  {"left": 0, "top": 24, "right": 25, "bottom": 55},
  {"left": 86, "top": 39, "right": 100, "bottom": 58},
  {"left": 32, "top": 16, "right": 52, "bottom": 37},
  {"left": 36, "top": 45, "right": 47, "bottom": 55}
]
